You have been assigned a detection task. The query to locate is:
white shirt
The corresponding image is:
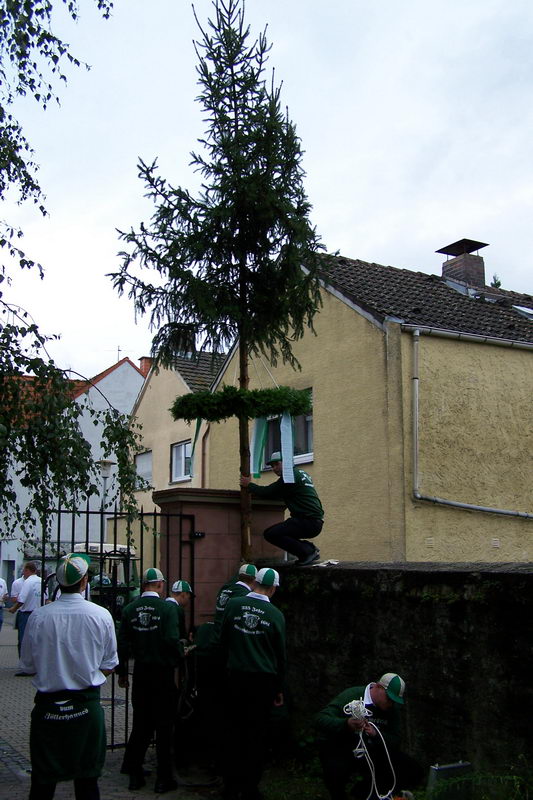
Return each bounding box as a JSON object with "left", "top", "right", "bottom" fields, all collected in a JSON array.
[
  {"left": 0, "top": 578, "right": 7, "bottom": 607},
  {"left": 19, "top": 593, "right": 118, "bottom": 692},
  {"left": 18, "top": 574, "right": 44, "bottom": 612},
  {"left": 10, "top": 576, "right": 24, "bottom": 601}
]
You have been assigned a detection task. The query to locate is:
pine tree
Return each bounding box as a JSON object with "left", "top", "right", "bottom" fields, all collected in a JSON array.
[{"left": 111, "top": 0, "right": 324, "bottom": 557}]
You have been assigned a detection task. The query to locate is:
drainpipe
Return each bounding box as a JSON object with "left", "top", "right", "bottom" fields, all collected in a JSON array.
[
  {"left": 201, "top": 424, "right": 210, "bottom": 489},
  {"left": 412, "top": 329, "right": 420, "bottom": 498},
  {"left": 409, "top": 328, "right": 533, "bottom": 520}
]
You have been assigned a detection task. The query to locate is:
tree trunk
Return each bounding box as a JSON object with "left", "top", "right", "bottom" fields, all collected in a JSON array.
[{"left": 238, "top": 338, "right": 253, "bottom": 561}]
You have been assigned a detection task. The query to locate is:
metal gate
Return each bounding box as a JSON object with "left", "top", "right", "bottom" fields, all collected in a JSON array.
[{"left": 29, "top": 503, "right": 197, "bottom": 749}]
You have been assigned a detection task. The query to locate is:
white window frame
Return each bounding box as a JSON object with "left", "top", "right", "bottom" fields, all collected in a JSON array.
[
  {"left": 170, "top": 440, "right": 192, "bottom": 483},
  {"left": 263, "top": 410, "right": 313, "bottom": 469},
  {"left": 135, "top": 450, "right": 152, "bottom": 484}
]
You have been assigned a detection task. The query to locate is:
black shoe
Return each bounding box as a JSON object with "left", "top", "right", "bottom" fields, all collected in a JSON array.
[
  {"left": 128, "top": 775, "right": 146, "bottom": 791},
  {"left": 15, "top": 671, "right": 32, "bottom": 676},
  {"left": 296, "top": 547, "right": 320, "bottom": 566},
  {"left": 154, "top": 778, "right": 178, "bottom": 793}
]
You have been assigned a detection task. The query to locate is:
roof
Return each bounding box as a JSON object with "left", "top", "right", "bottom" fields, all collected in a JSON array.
[
  {"left": 71, "top": 357, "right": 144, "bottom": 399},
  {"left": 172, "top": 352, "right": 227, "bottom": 393},
  {"left": 321, "top": 255, "right": 533, "bottom": 344}
]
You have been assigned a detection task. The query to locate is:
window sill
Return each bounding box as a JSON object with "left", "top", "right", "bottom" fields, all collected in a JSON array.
[{"left": 169, "top": 477, "right": 192, "bottom": 485}]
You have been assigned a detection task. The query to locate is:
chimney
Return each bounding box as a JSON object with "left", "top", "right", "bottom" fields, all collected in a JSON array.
[
  {"left": 436, "top": 238, "right": 489, "bottom": 288},
  {"left": 138, "top": 356, "right": 153, "bottom": 377}
]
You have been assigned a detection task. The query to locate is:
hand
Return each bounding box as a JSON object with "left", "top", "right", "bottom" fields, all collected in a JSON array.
[
  {"left": 346, "top": 718, "right": 366, "bottom": 732},
  {"left": 240, "top": 474, "right": 251, "bottom": 487},
  {"left": 273, "top": 692, "right": 284, "bottom": 707},
  {"left": 8, "top": 606, "right": 17, "bottom": 614},
  {"left": 363, "top": 721, "right": 377, "bottom": 736},
  {"left": 117, "top": 675, "right": 129, "bottom": 689}
]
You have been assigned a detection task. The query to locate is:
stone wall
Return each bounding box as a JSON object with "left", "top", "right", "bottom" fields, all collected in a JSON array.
[{"left": 277, "top": 562, "right": 533, "bottom": 774}]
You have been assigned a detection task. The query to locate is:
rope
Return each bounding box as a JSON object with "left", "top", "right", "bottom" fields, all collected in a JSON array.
[
  {"left": 257, "top": 356, "right": 280, "bottom": 388},
  {"left": 251, "top": 357, "right": 264, "bottom": 388},
  {"left": 343, "top": 700, "right": 397, "bottom": 800}
]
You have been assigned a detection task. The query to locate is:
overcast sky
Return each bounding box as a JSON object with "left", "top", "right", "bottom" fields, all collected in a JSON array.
[{"left": 5, "top": 0, "right": 533, "bottom": 379}]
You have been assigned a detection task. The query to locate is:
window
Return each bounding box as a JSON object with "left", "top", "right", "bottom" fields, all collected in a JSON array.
[
  {"left": 171, "top": 440, "right": 192, "bottom": 482},
  {"left": 265, "top": 411, "right": 313, "bottom": 466},
  {"left": 134, "top": 451, "right": 152, "bottom": 483}
]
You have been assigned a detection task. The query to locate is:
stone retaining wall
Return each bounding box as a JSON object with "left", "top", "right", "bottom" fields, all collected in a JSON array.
[{"left": 277, "top": 562, "right": 533, "bottom": 774}]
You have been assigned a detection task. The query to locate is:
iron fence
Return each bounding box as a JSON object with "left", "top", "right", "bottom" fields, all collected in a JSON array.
[{"left": 27, "top": 502, "right": 196, "bottom": 749}]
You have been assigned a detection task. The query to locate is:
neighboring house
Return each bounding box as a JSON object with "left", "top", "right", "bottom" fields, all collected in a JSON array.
[
  {"left": 201, "top": 239, "right": 533, "bottom": 563},
  {"left": 0, "top": 357, "right": 147, "bottom": 587},
  {"left": 132, "top": 352, "right": 226, "bottom": 508}
]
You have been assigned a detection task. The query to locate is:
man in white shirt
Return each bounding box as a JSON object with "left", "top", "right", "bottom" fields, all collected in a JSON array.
[
  {"left": 9, "top": 562, "right": 44, "bottom": 666},
  {"left": 20, "top": 552, "right": 118, "bottom": 800},
  {"left": 0, "top": 575, "right": 8, "bottom": 631},
  {"left": 8, "top": 572, "right": 25, "bottom": 653}
]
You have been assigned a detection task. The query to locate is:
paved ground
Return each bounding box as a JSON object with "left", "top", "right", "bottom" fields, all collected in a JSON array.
[{"left": 0, "top": 617, "right": 223, "bottom": 800}]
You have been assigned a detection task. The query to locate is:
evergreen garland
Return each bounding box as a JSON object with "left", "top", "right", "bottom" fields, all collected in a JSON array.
[{"left": 171, "top": 385, "right": 312, "bottom": 423}]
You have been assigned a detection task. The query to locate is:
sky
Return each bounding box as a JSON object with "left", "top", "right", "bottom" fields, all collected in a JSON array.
[{"left": 4, "top": 0, "right": 533, "bottom": 379}]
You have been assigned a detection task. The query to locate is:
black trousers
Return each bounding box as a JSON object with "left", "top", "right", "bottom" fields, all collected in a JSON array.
[
  {"left": 263, "top": 516, "right": 323, "bottom": 560},
  {"left": 122, "top": 663, "right": 177, "bottom": 781},
  {"left": 28, "top": 777, "right": 99, "bottom": 800},
  {"left": 223, "top": 671, "right": 279, "bottom": 799},
  {"left": 319, "top": 738, "right": 423, "bottom": 800}
]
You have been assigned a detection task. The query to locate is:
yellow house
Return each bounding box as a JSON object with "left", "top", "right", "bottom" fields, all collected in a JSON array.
[
  {"left": 132, "top": 352, "right": 225, "bottom": 508},
  {"left": 136, "top": 240, "right": 533, "bottom": 563}
]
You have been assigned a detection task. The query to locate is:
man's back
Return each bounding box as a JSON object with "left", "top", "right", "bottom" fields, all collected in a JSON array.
[
  {"left": 220, "top": 592, "right": 286, "bottom": 679},
  {"left": 118, "top": 594, "right": 181, "bottom": 667},
  {"left": 20, "top": 594, "right": 118, "bottom": 692}
]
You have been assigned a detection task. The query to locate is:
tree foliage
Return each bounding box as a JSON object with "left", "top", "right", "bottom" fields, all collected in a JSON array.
[
  {"left": 111, "top": 0, "right": 324, "bottom": 371},
  {"left": 0, "top": 1, "right": 147, "bottom": 541},
  {"left": 0, "top": 308, "right": 145, "bottom": 540},
  {"left": 111, "top": 0, "right": 324, "bottom": 556},
  {"left": 0, "top": 0, "right": 112, "bottom": 207}
]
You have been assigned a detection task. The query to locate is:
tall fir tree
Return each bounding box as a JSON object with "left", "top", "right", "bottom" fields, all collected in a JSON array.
[{"left": 111, "top": 0, "right": 324, "bottom": 557}]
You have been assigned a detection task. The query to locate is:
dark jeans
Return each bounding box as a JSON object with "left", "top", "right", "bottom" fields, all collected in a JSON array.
[
  {"left": 264, "top": 516, "right": 323, "bottom": 560},
  {"left": 122, "top": 663, "right": 177, "bottom": 781},
  {"left": 319, "top": 738, "right": 423, "bottom": 800},
  {"left": 18, "top": 610, "right": 32, "bottom": 655},
  {"left": 29, "top": 777, "right": 99, "bottom": 800}
]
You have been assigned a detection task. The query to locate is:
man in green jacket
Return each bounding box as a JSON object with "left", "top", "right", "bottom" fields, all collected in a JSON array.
[
  {"left": 165, "top": 579, "right": 193, "bottom": 640},
  {"left": 117, "top": 567, "right": 182, "bottom": 794},
  {"left": 316, "top": 673, "right": 422, "bottom": 799},
  {"left": 220, "top": 567, "right": 286, "bottom": 800},
  {"left": 240, "top": 451, "right": 324, "bottom": 565}
]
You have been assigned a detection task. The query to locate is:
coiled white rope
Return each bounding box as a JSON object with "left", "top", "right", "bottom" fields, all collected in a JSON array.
[{"left": 343, "top": 699, "right": 397, "bottom": 800}]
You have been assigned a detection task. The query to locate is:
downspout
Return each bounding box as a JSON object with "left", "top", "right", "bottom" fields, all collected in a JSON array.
[
  {"left": 410, "top": 328, "right": 533, "bottom": 520},
  {"left": 412, "top": 329, "right": 420, "bottom": 497},
  {"left": 201, "top": 424, "right": 210, "bottom": 489}
]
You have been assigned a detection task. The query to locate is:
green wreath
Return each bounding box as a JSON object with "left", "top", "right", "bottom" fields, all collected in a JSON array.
[{"left": 170, "top": 385, "right": 312, "bottom": 423}]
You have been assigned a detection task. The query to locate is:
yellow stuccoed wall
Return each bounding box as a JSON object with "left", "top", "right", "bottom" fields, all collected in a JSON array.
[
  {"left": 403, "top": 333, "right": 533, "bottom": 561},
  {"left": 207, "top": 289, "right": 407, "bottom": 561},
  {"left": 133, "top": 367, "right": 208, "bottom": 510},
  {"left": 133, "top": 290, "right": 533, "bottom": 563}
]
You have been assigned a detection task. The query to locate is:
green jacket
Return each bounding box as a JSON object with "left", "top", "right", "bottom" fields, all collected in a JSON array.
[
  {"left": 117, "top": 593, "right": 182, "bottom": 676},
  {"left": 209, "top": 580, "right": 251, "bottom": 654},
  {"left": 166, "top": 597, "right": 187, "bottom": 640},
  {"left": 248, "top": 468, "right": 324, "bottom": 519},
  {"left": 315, "top": 685, "right": 401, "bottom": 748},
  {"left": 214, "top": 581, "right": 250, "bottom": 627},
  {"left": 220, "top": 593, "right": 286, "bottom": 690}
]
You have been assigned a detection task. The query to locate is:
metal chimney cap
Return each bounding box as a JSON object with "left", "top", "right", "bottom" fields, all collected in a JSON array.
[{"left": 436, "top": 238, "right": 489, "bottom": 257}]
